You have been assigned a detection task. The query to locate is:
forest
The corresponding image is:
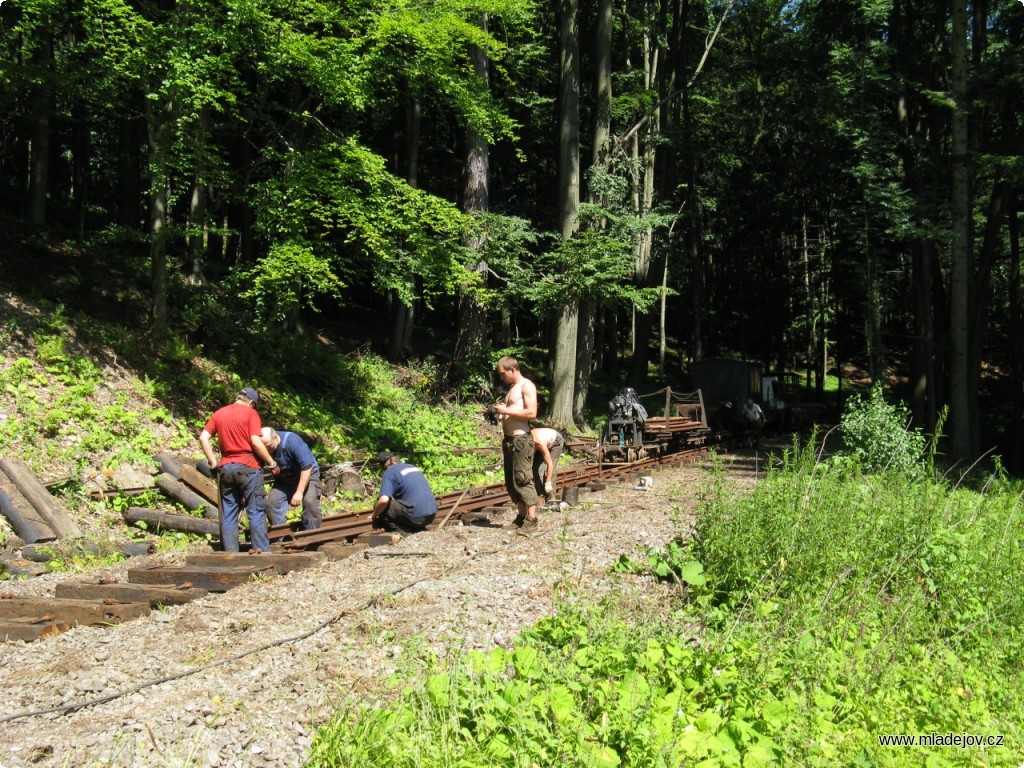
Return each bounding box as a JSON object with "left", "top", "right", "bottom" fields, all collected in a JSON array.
[{"left": 1, "top": 0, "right": 1022, "bottom": 469}]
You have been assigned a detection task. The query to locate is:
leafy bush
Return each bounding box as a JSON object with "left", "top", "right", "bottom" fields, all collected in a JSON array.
[{"left": 837, "top": 384, "right": 927, "bottom": 474}]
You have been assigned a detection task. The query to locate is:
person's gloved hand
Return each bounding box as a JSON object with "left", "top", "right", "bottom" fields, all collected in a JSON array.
[{"left": 544, "top": 481, "right": 554, "bottom": 495}]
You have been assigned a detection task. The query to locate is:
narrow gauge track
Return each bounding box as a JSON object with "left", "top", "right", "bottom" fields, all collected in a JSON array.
[
  {"left": 266, "top": 444, "right": 709, "bottom": 550},
  {"left": 0, "top": 443, "right": 709, "bottom": 644}
]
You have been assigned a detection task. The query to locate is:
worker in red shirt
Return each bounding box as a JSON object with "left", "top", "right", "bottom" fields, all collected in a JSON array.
[{"left": 199, "top": 387, "right": 278, "bottom": 553}]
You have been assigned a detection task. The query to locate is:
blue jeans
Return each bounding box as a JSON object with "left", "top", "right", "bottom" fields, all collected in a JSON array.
[
  {"left": 218, "top": 464, "right": 268, "bottom": 552},
  {"left": 266, "top": 476, "right": 322, "bottom": 530}
]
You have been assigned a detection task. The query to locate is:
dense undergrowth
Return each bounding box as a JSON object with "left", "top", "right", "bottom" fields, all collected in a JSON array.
[{"left": 308, "top": 426, "right": 1023, "bottom": 766}]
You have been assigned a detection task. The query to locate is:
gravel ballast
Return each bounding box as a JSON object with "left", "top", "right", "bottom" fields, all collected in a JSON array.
[{"left": 0, "top": 455, "right": 766, "bottom": 768}]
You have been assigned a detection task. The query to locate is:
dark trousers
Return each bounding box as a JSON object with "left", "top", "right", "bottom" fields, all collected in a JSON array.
[
  {"left": 533, "top": 436, "right": 564, "bottom": 499},
  {"left": 267, "top": 476, "right": 322, "bottom": 530},
  {"left": 377, "top": 498, "right": 435, "bottom": 534}
]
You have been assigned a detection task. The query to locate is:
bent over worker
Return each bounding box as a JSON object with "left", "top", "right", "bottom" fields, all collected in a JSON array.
[
  {"left": 531, "top": 427, "right": 565, "bottom": 504},
  {"left": 261, "top": 427, "right": 322, "bottom": 531},
  {"left": 199, "top": 387, "right": 278, "bottom": 553},
  {"left": 371, "top": 451, "right": 437, "bottom": 535}
]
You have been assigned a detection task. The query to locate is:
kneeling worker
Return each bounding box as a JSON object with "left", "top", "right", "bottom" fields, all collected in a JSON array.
[
  {"left": 371, "top": 451, "right": 437, "bottom": 534},
  {"left": 261, "top": 427, "right": 322, "bottom": 530}
]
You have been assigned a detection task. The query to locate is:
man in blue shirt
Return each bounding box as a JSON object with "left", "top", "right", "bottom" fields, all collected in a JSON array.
[
  {"left": 261, "top": 427, "right": 322, "bottom": 530},
  {"left": 371, "top": 451, "right": 437, "bottom": 534}
]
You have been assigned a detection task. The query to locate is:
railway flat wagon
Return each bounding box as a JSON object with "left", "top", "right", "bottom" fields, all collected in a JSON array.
[{"left": 598, "top": 387, "right": 711, "bottom": 463}]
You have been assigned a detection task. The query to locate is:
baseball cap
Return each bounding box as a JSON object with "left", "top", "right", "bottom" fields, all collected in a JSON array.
[
  {"left": 241, "top": 387, "right": 260, "bottom": 405},
  {"left": 376, "top": 450, "right": 395, "bottom": 467}
]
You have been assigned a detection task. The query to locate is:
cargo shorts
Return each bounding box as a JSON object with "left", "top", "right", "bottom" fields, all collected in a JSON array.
[{"left": 503, "top": 433, "right": 538, "bottom": 507}]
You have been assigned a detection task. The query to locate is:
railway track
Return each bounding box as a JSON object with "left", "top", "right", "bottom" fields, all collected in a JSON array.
[{"left": 1, "top": 444, "right": 709, "bottom": 644}]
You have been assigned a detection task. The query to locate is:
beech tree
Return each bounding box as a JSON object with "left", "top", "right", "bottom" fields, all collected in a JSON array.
[{"left": 548, "top": 0, "right": 581, "bottom": 427}]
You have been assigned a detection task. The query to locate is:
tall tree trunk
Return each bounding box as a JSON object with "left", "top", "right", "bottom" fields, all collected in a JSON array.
[
  {"left": 574, "top": 298, "right": 595, "bottom": 428},
  {"left": 147, "top": 97, "right": 174, "bottom": 341},
  {"left": 627, "top": 10, "right": 660, "bottom": 386},
  {"left": 186, "top": 179, "right": 208, "bottom": 286},
  {"left": 455, "top": 26, "right": 491, "bottom": 372},
  {"left": 72, "top": 101, "right": 90, "bottom": 241},
  {"left": 389, "top": 93, "right": 420, "bottom": 361},
  {"left": 117, "top": 116, "right": 145, "bottom": 229},
  {"left": 969, "top": 180, "right": 1009, "bottom": 449},
  {"left": 1009, "top": 195, "right": 1022, "bottom": 470},
  {"left": 685, "top": 83, "right": 703, "bottom": 364},
  {"left": 911, "top": 240, "right": 937, "bottom": 433},
  {"left": 185, "top": 110, "right": 209, "bottom": 287},
  {"left": 949, "top": 0, "right": 973, "bottom": 462},
  {"left": 27, "top": 46, "right": 52, "bottom": 227},
  {"left": 571, "top": 0, "right": 612, "bottom": 427},
  {"left": 550, "top": 0, "right": 580, "bottom": 426}
]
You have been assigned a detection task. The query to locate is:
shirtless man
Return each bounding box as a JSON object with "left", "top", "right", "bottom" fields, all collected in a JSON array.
[{"left": 493, "top": 356, "right": 539, "bottom": 529}]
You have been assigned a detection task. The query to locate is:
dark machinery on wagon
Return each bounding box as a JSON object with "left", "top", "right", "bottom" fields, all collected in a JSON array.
[{"left": 597, "top": 387, "right": 711, "bottom": 463}]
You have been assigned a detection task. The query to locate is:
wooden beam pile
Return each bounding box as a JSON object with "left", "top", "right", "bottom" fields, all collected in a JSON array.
[{"left": 0, "top": 457, "right": 82, "bottom": 544}]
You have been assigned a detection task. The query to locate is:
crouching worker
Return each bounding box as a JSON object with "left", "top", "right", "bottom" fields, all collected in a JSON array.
[
  {"left": 261, "top": 427, "right": 322, "bottom": 530},
  {"left": 531, "top": 427, "right": 565, "bottom": 506},
  {"left": 370, "top": 451, "right": 437, "bottom": 535}
]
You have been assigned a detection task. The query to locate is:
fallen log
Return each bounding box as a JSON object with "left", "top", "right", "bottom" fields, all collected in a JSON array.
[
  {"left": 154, "top": 473, "right": 218, "bottom": 519},
  {"left": 21, "top": 540, "right": 157, "bottom": 563},
  {"left": 123, "top": 507, "right": 220, "bottom": 538},
  {"left": 153, "top": 452, "right": 184, "bottom": 479},
  {"left": 0, "top": 457, "right": 82, "bottom": 539},
  {"left": 0, "top": 486, "right": 55, "bottom": 544},
  {"left": 178, "top": 464, "right": 219, "bottom": 506}
]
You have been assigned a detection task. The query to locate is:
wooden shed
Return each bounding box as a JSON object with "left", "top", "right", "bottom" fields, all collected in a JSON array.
[{"left": 688, "top": 358, "right": 762, "bottom": 405}]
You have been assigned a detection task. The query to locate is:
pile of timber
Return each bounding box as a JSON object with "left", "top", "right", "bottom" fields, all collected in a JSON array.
[
  {"left": 0, "top": 457, "right": 82, "bottom": 544},
  {"left": 153, "top": 452, "right": 218, "bottom": 518},
  {"left": 643, "top": 414, "right": 708, "bottom": 436},
  {"left": 109, "top": 452, "right": 223, "bottom": 539}
]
